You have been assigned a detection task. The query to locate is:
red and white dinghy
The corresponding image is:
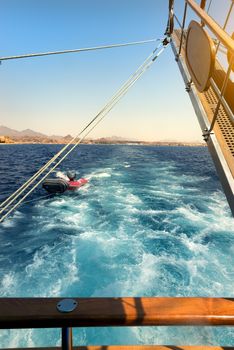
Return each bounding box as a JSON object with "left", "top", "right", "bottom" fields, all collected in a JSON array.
[
  {"left": 42, "top": 171, "right": 88, "bottom": 194},
  {"left": 67, "top": 178, "right": 88, "bottom": 190}
]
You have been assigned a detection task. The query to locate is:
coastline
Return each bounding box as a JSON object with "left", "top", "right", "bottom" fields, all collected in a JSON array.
[
  {"left": 0, "top": 141, "right": 206, "bottom": 147},
  {"left": 0, "top": 127, "right": 206, "bottom": 147}
]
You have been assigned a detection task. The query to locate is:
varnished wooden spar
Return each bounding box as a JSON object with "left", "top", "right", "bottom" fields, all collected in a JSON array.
[
  {"left": 1, "top": 297, "right": 234, "bottom": 329},
  {"left": 186, "top": 0, "right": 234, "bottom": 53}
]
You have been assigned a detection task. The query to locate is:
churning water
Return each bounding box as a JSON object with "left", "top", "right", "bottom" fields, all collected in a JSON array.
[{"left": 0, "top": 144, "right": 234, "bottom": 347}]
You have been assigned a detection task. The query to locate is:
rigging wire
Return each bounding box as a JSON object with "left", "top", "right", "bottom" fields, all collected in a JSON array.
[
  {"left": 0, "top": 39, "right": 169, "bottom": 223},
  {"left": 207, "top": 0, "right": 213, "bottom": 14},
  {"left": 0, "top": 39, "right": 159, "bottom": 62},
  {"left": 0, "top": 40, "right": 164, "bottom": 213}
]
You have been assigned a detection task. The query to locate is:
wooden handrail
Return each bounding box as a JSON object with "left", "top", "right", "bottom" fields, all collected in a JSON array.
[
  {"left": 186, "top": 0, "right": 234, "bottom": 53},
  {"left": 1, "top": 297, "right": 234, "bottom": 329}
]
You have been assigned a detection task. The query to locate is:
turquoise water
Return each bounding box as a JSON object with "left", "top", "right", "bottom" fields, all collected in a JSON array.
[{"left": 0, "top": 144, "right": 234, "bottom": 347}]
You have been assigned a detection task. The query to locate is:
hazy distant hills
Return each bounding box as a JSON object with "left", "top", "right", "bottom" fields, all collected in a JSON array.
[
  {"left": 0, "top": 126, "right": 135, "bottom": 144},
  {"left": 0, "top": 125, "right": 71, "bottom": 143},
  {"left": 0, "top": 125, "right": 47, "bottom": 138},
  {"left": 0, "top": 125, "right": 205, "bottom": 146},
  {"left": 0, "top": 126, "right": 128, "bottom": 141}
]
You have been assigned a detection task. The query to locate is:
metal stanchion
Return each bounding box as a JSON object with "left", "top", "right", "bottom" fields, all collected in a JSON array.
[
  {"left": 57, "top": 299, "right": 78, "bottom": 350},
  {"left": 62, "top": 327, "right": 73, "bottom": 350}
]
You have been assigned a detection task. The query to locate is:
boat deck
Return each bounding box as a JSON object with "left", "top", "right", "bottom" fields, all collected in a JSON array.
[{"left": 171, "top": 29, "right": 234, "bottom": 214}]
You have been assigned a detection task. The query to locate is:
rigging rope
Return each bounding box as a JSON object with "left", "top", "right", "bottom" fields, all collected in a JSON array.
[
  {"left": 0, "top": 38, "right": 169, "bottom": 223},
  {"left": 207, "top": 0, "right": 213, "bottom": 13},
  {"left": 0, "top": 40, "right": 164, "bottom": 213},
  {"left": 0, "top": 40, "right": 163, "bottom": 212},
  {"left": 0, "top": 39, "right": 159, "bottom": 62}
]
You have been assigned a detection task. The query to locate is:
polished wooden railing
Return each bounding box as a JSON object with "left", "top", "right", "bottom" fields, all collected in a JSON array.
[
  {"left": 1, "top": 297, "right": 234, "bottom": 349},
  {"left": 1, "top": 297, "right": 234, "bottom": 328},
  {"left": 184, "top": 0, "right": 234, "bottom": 130},
  {"left": 186, "top": 0, "right": 234, "bottom": 53}
]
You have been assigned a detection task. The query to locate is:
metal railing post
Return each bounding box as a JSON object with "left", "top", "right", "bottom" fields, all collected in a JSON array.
[
  {"left": 62, "top": 327, "right": 73, "bottom": 350},
  {"left": 57, "top": 299, "right": 78, "bottom": 350},
  {"left": 208, "top": 54, "right": 234, "bottom": 133}
]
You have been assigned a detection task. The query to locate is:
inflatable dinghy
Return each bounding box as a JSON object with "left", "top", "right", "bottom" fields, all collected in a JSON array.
[
  {"left": 42, "top": 178, "right": 69, "bottom": 194},
  {"left": 42, "top": 171, "right": 88, "bottom": 194},
  {"left": 67, "top": 178, "right": 88, "bottom": 190}
]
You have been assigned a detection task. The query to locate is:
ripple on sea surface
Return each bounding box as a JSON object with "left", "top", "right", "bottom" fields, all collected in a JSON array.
[{"left": 0, "top": 145, "right": 234, "bottom": 347}]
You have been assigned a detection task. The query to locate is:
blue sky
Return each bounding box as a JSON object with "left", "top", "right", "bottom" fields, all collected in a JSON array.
[{"left": 0, "top": 0, "right": 223, "bottom": 141}]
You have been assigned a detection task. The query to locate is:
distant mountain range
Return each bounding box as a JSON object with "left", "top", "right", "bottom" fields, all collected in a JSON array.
[
  {"left": 0, "top": 125, "right": 205, "bottom": 146},
  {"left": 0, "top": 125, "right": 72, "bottom": 143},
  {"left": 0, "top": 126, "right": 129, "bottom": 141},
  {"left": 0, "top": 125, "right": 56, "bottom": 138},
  {"left": 0, "top": 126, "right": 134, "bottom": 143}
]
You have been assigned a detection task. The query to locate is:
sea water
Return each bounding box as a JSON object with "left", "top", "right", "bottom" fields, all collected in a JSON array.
[{"left": 0, "top": 144, "right": 234, "bottom": 347}]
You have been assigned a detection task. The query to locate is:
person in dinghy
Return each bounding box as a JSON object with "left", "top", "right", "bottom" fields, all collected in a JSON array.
[
  {"left": 66, "top": 171, "right": 88, "bottom": 191},
  {"left": 42, "top": 171, "right": 88, "bottom": 194}
]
